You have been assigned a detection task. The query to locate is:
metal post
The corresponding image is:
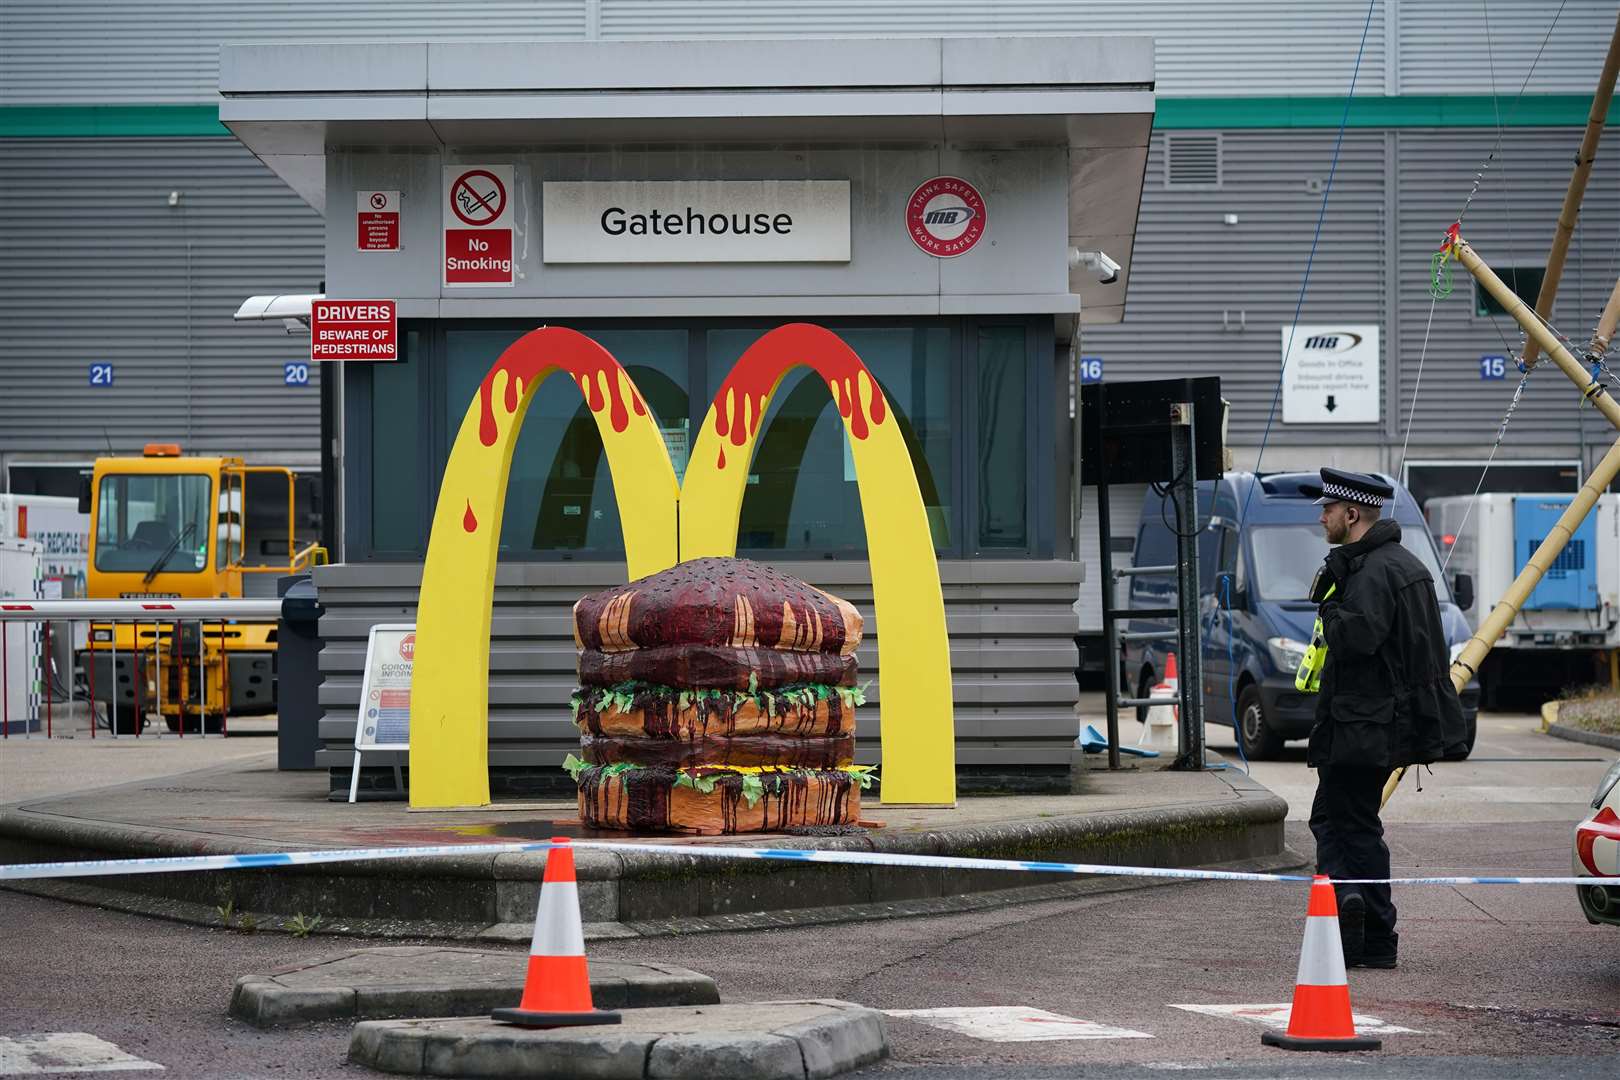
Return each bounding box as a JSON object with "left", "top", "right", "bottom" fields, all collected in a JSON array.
[
  {"left": 2, "top": 621, "right": 8, "bottom": 740},
  {"left": 198, "top": 619, "right": 206, "bottom": 737},
  {"left": 134, "top": 627, "right": 144, "bottom": 737},
  {"left": 1170, "top": 401, "right": 1205, "bottom": 771},
  {"left": 69, "top": 620, "right": 77, "bottom": 739},
  {"left": 109, "top": 629, "right": 118, "bottom": 738},
  {"left": 44, "top": 621, "right": 52, "bottom": 739},
  {"left": 152, "top": 621, "right": 161, "bottom": 738},
  {"left": 218, "top": 621, "right": 228, "bottom": 737},
  {"left": 1097, "top": 384, "right": 1123, "bottom": 771}
]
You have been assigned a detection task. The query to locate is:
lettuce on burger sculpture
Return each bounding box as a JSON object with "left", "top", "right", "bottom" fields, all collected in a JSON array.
[{"left": 564, "top": 557, "right": 873, "bottom": 834}]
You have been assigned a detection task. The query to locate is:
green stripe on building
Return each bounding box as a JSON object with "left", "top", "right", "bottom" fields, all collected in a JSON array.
[
  {"left": 2, "top": 95, "right": 1616, "bottom": 138},
  {"left": 0, "top": 105, "right": 228, "bottom": 137},
  {"left": 1155, "top": 94, "right": 1620, "bottom": 129}
]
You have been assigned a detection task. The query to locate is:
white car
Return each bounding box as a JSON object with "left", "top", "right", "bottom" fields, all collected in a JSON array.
[{"left": 1576, "top": 757, "right": 1620, "bottom": 926}]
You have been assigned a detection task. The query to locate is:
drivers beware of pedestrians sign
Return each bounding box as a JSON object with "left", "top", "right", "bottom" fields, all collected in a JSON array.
[
  {"left": 1280, "top": 324, "right": 1380, "bottom": 424},
  {"left": 444, "top": 164, "right": 514, "bottom": 287},
  {"left": 310, "top": 300, "right": 397, "bottom": 362}
]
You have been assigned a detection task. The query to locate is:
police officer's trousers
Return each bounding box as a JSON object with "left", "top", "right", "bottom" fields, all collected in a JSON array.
[{"left": 1308, "top": 765, "right": 1397, "bottom": 955}]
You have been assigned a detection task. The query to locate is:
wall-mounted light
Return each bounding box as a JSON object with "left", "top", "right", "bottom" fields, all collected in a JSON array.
[
  {"left": 1223, "top": 213, "right": 1239, "bottom": 226},
  {"left": 167, "top": 190, "right": 181, "bottom": 207}
]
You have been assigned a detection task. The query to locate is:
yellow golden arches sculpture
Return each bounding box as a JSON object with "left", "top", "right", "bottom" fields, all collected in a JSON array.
[
  {"left": 409, "top": 322, "right": 955, "bottom": 809},
  {"left": 409, "top": 327, "right": 680, "bottom": 809}
]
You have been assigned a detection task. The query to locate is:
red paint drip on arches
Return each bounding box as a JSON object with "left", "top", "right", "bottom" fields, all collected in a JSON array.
[
  {"left": 476, "top": 327, "right": 643, "bottom": 447},
  {"left": 708, "top": 324, "right": 889, "bottom": 469},
  {"left": 462, "top": 500, "right": 478, "bottom": 533}
]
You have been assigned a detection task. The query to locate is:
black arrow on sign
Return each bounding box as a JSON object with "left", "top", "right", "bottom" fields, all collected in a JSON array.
[{"left": 1325, "top": 395, "right": 1338, "bottom": 413}]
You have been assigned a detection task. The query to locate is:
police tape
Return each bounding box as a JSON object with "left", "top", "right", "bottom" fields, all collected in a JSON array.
[{"left": 1, "top": 838, "right": 1617, "bottom": 888}]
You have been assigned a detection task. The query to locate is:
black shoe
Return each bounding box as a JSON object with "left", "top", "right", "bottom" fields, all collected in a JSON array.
[
  {"left": 1338, "top": 892, "right": 1366, "bottom": 962},
  {"left": 1349, "top": 951, "right": 1397, "bottom": 970}
]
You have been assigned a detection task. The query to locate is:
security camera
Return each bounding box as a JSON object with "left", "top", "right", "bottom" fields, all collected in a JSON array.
[{"left": 1069, "top": 249, "right": 1120, "bottom": 285}]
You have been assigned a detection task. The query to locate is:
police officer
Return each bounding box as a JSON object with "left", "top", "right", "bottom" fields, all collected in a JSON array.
[{"left": 1300, "top": 468, "right": 1467, "bottom": 969}]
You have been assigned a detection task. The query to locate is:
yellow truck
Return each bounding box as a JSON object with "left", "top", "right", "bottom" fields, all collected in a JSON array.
[{"left": 82, "top": 444, "right": 325, "bottom": 733}]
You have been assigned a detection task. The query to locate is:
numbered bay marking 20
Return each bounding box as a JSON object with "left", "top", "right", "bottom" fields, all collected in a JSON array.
[{"left": 284, "top": 362, "right": 311, "bottom": 386}]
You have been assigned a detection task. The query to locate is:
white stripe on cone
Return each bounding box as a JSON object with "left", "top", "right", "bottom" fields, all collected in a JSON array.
[
  {"left": 531, "top": 878, "right": 585, "bottom": 957},
  {"left": 1297, "top": 911, "right": 1348, "bottom": 987}
]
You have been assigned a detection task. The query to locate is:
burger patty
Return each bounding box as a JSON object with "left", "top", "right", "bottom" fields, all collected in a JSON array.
[
  {"left": 580, "top": 733, "right": 855, "bottom": 770},
  {"left": 574, "top": 556, "right": 862, "bottom": 656},
  {"left": 578, "top": 644, "right": 856, "bottom": 690},
  {"left": 578, "top": 690, "right": 854, "bottom": 739},
  {"left": 577, "top": 765, "right": 862, "bottom": 834}
]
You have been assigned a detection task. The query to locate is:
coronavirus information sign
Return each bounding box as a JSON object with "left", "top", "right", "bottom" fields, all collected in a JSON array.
[
  {"left": 444, "top": 165, "right": 515, "bottom": 287},
  {"left": 310, "top": 300, "right": 397, "bottom": 361}
]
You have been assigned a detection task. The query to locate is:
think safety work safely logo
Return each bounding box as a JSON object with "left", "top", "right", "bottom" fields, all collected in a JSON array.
[{"left": 906, "top": 176, "right": 986, "bottom": 258}]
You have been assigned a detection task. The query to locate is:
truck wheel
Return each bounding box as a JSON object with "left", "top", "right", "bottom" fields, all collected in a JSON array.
[{"left": 1236, "top": 685, "right": 1285, "bottom": 760}]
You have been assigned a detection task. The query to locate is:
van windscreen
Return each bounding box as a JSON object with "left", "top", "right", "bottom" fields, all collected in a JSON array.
[{"left": 1248, "top": 525, "right": 1448, "bottom": 601}]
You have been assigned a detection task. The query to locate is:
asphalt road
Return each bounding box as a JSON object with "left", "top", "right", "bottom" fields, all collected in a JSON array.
[{"left": 1, "top": 712, "right": 1614, "bottom": 1078}]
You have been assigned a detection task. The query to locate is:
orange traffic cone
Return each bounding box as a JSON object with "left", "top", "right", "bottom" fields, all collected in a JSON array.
[
  {"left": 1262, "top": 875, "right": 1380, "bottom": 1052},
  {"left": 492, "top": 837, "right": 622, "bottom": 1028},
  {"left": 1163, "top": 651, "right": 1179, "bottom": 687}
]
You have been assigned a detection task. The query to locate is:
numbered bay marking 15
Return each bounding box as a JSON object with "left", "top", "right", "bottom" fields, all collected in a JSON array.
[
  {"left": 285, "top": 362, "right": 311, "bottom": 386},
  {"left": 1480, "top": 355, "right": 1507, "bottom": 380},
  {"left": 88, "top": 363, "right": 114, "bottom": 386}
]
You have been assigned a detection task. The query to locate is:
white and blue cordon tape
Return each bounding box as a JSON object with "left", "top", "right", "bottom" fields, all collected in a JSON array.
[{"left": 0, "top": 839, "right": 1615, "bottom": 888}]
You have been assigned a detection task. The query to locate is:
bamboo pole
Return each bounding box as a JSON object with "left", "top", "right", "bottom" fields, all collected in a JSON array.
[
  {"left": 1382, "top": 238, "right": 1620, "bottom": 805},
  {"left": 1591, "top": 275, "right": 1620, "bottom": 358},
  {"left": 1519, "top": 11, "right": 1620, "bottom": 370}
]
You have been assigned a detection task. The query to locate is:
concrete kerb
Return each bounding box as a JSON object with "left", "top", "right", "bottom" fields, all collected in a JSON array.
[
  {"left": 0, "top": 766, "right": 1291, "bottom": 940},
  {"left": 347, "top": 1000, "right": 888, "bottom": 1080},
  {"left": 1546, "top": 722, "right": 1620, "bottom": 752},
  {"left": 231, "top": 948, "right": 721, "bottom": 1028}
]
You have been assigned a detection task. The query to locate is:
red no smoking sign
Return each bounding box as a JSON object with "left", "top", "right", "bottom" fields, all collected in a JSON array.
[{"left": 443, "top": 165, "right": 514, "bottom": 287}]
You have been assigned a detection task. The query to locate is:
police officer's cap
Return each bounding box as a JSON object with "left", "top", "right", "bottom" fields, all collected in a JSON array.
[{"left": 1299, "top": 467, "right": 1393, "bottom": 507}]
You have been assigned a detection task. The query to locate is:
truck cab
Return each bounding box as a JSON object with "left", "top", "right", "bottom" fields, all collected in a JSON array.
[
  {"left": 82, "top": 444, "right": 324, "bottom": 730},
  {"left": 1122, "top": 471, "right": 1480, "bottom": 759}
]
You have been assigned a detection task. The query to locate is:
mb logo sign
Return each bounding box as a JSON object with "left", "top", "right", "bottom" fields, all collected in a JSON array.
[{"left": 409, "top": 324, "right": 955, "bottom": 810}]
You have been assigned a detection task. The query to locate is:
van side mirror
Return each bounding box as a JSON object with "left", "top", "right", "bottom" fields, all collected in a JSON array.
[
  {"left": 77, "top": 474, "right": 92, "bottom": 515},
  {"left": 1452, "top": 572, "right": 1474, "bottom": 612}
]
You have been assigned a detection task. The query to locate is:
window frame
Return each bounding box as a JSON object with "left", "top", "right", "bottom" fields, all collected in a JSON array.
[{"left": 346, "top": 315, "right": 1050, "bottom": 563}]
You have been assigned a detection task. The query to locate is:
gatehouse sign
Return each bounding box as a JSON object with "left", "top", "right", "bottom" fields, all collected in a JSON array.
[{"left": 542, "top": 180, "right": 851, "bottom": 263}]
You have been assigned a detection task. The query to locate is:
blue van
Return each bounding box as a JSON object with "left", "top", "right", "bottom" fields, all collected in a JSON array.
[{"left": 1122, "top": 471, "right": 1480, "bottom": 759}]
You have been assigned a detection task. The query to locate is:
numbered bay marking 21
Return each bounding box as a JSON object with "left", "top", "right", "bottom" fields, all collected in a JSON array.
[{"left": 89, "top": 363, "right": 114, "bottom": 386}]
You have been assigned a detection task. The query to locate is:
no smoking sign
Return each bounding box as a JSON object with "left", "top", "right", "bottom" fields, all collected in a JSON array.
[{"left": 443, "top": 165, "right": 514, "bottom": 287}]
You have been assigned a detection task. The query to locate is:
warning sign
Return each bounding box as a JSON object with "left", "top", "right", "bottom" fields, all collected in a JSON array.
[
  {"left": 1281, "top": 324, "right": 1380, "bottom": 424},
  {"left": 355, "top": 623, "right": 415, "bottom": 750},
  {"left": 357, "top": 190, "right": 400, "bottom": 251},
  {"left": 443, "top": 165, "right": 515, "bottom": 287},
  {"left": 310, "top": 300, "right": 397, "bottom": 362}
]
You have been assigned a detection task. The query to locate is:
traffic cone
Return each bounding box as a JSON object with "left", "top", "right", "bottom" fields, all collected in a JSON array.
[
  {"left": 1139, "top": 652, "right": 1180, "bottom": 750},
  {"left": 491, "top": 837, "right": 622, "bottom": 1028},
  {"left": 1261, "top": 875, "right": 1381, "bottom": 1052}
]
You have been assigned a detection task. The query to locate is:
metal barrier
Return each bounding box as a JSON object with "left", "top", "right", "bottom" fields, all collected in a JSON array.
[{"left": 0, "top": 599, "right": 282, "bottom": 740}]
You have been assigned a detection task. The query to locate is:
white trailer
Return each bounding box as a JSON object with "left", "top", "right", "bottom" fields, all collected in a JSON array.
[{"left": 1427, "top": 492, "right": 1620, "bottom": 704}]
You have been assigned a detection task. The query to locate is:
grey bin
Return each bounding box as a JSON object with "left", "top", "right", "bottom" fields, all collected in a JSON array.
[{"left": 277, "top": 575, "right": 324, "bottom": 770}]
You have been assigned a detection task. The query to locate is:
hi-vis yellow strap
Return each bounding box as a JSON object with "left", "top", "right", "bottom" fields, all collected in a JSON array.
[{"left": 1295, "top": 583, "right": 1336, "bottom": 693}]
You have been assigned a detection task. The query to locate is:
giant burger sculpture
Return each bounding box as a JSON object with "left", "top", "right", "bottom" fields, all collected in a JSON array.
[{"left": 564, "top": 556, "right": 873, "bottom": 833}]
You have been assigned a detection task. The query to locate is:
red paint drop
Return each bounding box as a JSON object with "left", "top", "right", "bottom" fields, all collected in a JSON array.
[
  {"left": 706, "top": 324, "right": 888, "bottom": 451},
  {"left": 462, "top": 500, "right": 478, "bottom": 532},
  {"left": 475, "top": 327, "right": 651, "bottom": 445},
  {"left": 717, "top": 446, "right": 727, "bottom": 469}
]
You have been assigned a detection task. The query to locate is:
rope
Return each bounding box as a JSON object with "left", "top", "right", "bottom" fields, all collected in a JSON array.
[{"left": 1441, "top": 364, "right": 1534, "bottom": 574}]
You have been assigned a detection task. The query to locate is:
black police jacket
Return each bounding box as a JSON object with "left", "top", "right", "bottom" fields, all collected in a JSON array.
[{"left": 1307, "top": 518, "right": 1469, "bottom": 769}]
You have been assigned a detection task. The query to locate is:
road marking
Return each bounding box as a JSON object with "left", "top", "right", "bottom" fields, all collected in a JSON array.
[
  {"left": 885, "top": 1006, "right": 1153, "bottom": 1042},
  {"left": 0, "top": 1033, "right": 163, "bottom": 1074},
  {"left": 1169, "top": 1003, "right": 1422, "bottom": 1034}
]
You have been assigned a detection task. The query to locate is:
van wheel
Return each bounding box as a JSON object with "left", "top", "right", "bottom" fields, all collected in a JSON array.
[{"left": 1236, "top": 686, "right": 1284, "bottom": 760}]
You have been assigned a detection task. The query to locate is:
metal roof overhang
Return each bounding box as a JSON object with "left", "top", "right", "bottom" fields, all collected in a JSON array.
[{"left": 220, "top": 36, "right": 1154, "bottom": 324}]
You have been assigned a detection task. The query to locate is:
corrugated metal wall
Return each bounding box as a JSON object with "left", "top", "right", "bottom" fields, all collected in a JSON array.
[
  {"left": 1083, "top": 125, "right": 1620, "bottom": 466},
  {"left": 313, "top": 559, "right": 1084, "bottom": 792},
  {"left": 0, "top": 1, "right": 588, "bottom": 104},
  {"left": 0, "top": 138, "right": 324, "bottom": 455},
  {"left": 5, "top": 1, "right": 1611, "bottom": 104},
  {"left": 1081, "top": 130, "right": 1390, "bottom": 444},
  {"left": 1394, "top": 128, "right": 1620, "bottom": 450}
]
